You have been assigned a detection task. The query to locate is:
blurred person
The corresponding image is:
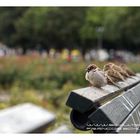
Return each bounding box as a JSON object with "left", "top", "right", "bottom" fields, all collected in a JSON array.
[
  {"left": 71, "top": 49, "right": 81, "bottom": 62},
  {"left": 49, "top": 48, "right": 56, "bottom": 58},
  {"left": 97, "top": 49, "right": 109, "bottom": 61},
  {"left": 89, "top": 49, "right": 97, "bottom": 60},
  {"left": 84, "top": 52, "right": 91, "bottom": 62}
]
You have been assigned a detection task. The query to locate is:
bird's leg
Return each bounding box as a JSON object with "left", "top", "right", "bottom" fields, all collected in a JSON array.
[
  {"left": 89, "top": 83, "right": 93, "bottom": 87},
  {"left": 129, "top": 76, "right": 138, "bottom": 80}
]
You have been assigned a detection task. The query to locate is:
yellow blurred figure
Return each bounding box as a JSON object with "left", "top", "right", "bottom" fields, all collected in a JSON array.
[{"left": 71, "top": 49, "right": 81, "bottom": 62}]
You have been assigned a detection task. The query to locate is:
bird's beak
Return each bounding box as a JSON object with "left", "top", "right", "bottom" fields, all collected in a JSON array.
[{"left": 85, "top": 68, "right": 88, "bottom": 72}]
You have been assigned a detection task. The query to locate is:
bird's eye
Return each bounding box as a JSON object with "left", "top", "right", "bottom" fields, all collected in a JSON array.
[
  {"left": 87, "top": 67, "right": 92, "bottom": 72},
  {"left": 87, "top": 68, "right": 91, "bottom": 72}
]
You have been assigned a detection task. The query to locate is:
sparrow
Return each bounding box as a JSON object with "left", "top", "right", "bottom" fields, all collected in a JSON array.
[
  {"left": 119, "top": 64, "right": 136, "bottom": 76},
  {"left": 85, "top": 64, "right": 107, "bottom": 88},
  {"left": 103, "top": 63, "right": 126, "bottom": 81}
]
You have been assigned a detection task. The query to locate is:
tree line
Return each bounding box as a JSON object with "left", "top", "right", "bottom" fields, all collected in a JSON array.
[{"left": 0, "top": 7, "right": 140, "bottom": 54}]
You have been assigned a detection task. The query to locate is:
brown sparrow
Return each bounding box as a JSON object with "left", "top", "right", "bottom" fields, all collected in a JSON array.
[
  {"left": 111, "top": 63, "right": 130, "bottom": 78},
  {"left": 85, "top": 64, "right": 107, "bottom": 88},
  {"left": 103, "top": 63, "right": 126, "bottom": 81},
  {"left": 119, "top": 64, "right": 136, "bottom": 76}
]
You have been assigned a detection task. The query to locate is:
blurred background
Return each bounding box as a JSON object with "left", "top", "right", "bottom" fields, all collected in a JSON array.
[{"left": 0, "top": 7, "right": 140, "bottom": 133}]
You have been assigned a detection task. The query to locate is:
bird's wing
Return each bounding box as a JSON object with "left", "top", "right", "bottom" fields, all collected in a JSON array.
[{"left": 99, "top": 70, "right": 106, "bottom": 77}]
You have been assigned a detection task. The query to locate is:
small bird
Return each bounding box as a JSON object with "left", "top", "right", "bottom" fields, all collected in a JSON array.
[
  {"left": 85, "top": 64, "right": 107, "bottom": 88},
  {"left": 103, "top": 63, "right": 126, "bottom": 81},
  {"left": 113, "top": 63, "right": 130, "bottom": 78},
  {"left": 119, "top": 63, "right": 136, "bottom": 76}
]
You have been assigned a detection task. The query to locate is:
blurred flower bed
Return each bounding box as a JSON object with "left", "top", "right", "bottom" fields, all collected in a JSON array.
[{"left": 0, "top": 56, "right": 140, "bottom": 133}]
